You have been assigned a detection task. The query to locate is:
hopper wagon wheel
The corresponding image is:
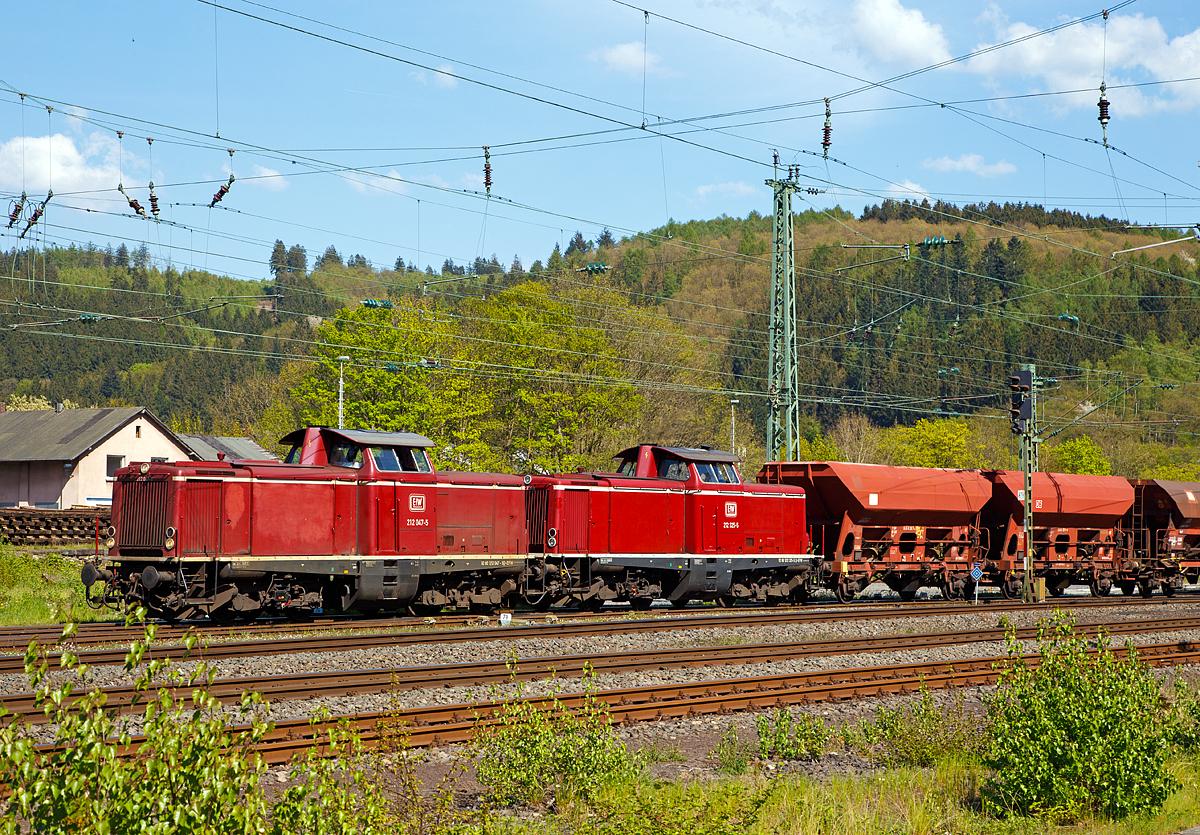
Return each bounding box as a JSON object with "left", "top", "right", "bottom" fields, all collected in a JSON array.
[
  {"left": 834, "top": 581, "right": 855, "bottom": 604},
  {"left": 629, "top": 596, "right": 654, "bottom": 612},
  {"left": 1118, "top": 581, "right": 1136, "bottom": 596},
  {"left": 1139, "top": 580, "right": 1155, "bottom": 599},
  {"left": 670, "top": 598, "right": 691, "bottom": 609},
  {"left": 1089, "top": 577, "right": 1114, "bottom": 597},
  {"left": 998, "top": 577, "right": 1020, "bottom": 599},
  {"left": 1162, "top": 581, "right": 1177, "bottom": 598}
]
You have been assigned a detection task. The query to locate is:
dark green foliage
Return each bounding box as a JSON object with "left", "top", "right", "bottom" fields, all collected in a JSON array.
[{"left": 984, "top": 612, "right": 1178, "bottom": 822}]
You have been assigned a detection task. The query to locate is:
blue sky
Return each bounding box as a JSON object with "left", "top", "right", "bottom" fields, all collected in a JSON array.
[{"left": 2, "top": 0, "right": 1198, "bottom": 283}]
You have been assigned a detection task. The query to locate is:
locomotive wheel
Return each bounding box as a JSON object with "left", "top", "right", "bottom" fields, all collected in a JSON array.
[
  {"left": 1118, "top": 581, "right": 1136, "bottom": 596},
  {"left": 670, "top": 598, "right": 691, "bottom": 609},
  {"left": 715, "top": 596, "right": 737, "bottom": 608},
  {"left": 578, "top": 597, "right": 604, "bottom": 612},
  {"left": 208, "top": 606, "right": 238, "bottom": 624},
  {"left": 409, "top": 604, "right": 443, "bottom": 617},
  {"left": 629, "top": 596, "right": 654, "bottom": 612},
  {"left": 834, "top": 582, "right": 855, "bottom": 604}
]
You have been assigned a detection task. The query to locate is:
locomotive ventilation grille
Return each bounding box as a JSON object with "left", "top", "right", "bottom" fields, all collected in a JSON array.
[
  {"left": 525, "top": 486, "right": 549, "bottom": 550},
  {"left": 116, "top": 478, "right": 169, "bottom": 548}
]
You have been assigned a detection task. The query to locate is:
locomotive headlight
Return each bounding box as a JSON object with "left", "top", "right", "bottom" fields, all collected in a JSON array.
[
  {"left": 140, "top": 463, "right": 150, "bottom": 474},
  {"left": 106, "top": 525, "right": 116, "bottom": 537},
  {"left": 105, "top": 537, "right": 115, "bottom": 549},
  {"left": 164, "top": 537, "right": 175, "bottom": 551},
  {"left": 165, "top": 526, "right": 177, "bottom": 539}
]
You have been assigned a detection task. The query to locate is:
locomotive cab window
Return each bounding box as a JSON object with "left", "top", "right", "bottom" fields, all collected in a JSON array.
[
  {"left": 369, "top": 446, "right": 432, "bottom": 473},
  {"left": 616, "top": 457, "right": 637, "bottom": 477},
  {"left": 657, "top": 458, "right": 690, "bottom": 481},
  {"left": 284, "top": 445, "right": 302, "bottom": 464},
  {"left": 696, "top": 462, "right": 740, "bottom": 484},
  {"left": 328, "top": 442, "right": 364, "bottom": 469}
]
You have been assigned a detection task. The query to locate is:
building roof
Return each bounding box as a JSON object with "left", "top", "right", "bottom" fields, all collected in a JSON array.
[
  {"left": 177, "top": 433, "right": 278, "bottom": 462},
  {"left": 0, "top": 407, "right": 190, "bottom": 463}
]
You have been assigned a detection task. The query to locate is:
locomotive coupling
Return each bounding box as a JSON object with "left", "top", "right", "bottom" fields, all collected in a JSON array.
[{"left": 80, "top": 562, "right": 113, "bottom": 588}]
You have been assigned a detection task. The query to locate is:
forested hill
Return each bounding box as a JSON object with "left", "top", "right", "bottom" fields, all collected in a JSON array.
[{"left": 1, "top": 201, "right": 1197, "bottom": 477}]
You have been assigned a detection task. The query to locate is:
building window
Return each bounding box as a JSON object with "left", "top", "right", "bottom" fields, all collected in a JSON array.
[
  {"left": 106, "top": 455, "right": 125, "bottom": 479},
  {"left": 135, "top": 425, "right": 141, "bottom": 438}
]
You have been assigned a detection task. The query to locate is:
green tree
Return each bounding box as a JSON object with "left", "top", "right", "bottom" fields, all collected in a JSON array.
[
  {"left": 885, "top": 418, "right": 980, "bottom": 469},
  {"left": 269, "top": 239, "right": 288, "bottom": 279},
  {"left": 285, "top": 244, "right": 307, "bottom": 280},
  {"left": 1046, "top": 436, "right": 1112, "bottom": 475},
  {"left": 99, "top": 367, "right": 122, "bottom": 400}
]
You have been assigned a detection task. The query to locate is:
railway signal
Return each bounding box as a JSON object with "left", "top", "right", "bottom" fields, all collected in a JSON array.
[{"left": 1009, "top": 371, "right": 1032, "bottom": 435}]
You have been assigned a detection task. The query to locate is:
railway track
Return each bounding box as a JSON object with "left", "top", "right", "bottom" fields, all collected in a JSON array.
[
  {"left": 8, "top": 593, "right": 1197, "bottom": 653},
  {"left": 3, "top": 595, "right": 1197, "bottom": 675},
  {"left": 150, "top": 638, "right": 1200, "bottom": 764},
  {"left": 6, "top": 614, "right": 1200, "bottom": 724}
]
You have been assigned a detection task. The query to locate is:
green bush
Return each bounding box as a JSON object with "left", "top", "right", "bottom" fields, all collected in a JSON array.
[
  {"left": 983, "top": 611, "right": 1178, "bottom": 822},
  {"left": 863, "top": 685, "right": 988, "bottom": 767},
  {"left": 472, "top": 672, "right": 630, "bottom": 807},
  {"left": 0, "top": 616, "right": 273, "bottom": 835},
  {"left": 755, "top": 709, "right": 827, "bottom": 760}
]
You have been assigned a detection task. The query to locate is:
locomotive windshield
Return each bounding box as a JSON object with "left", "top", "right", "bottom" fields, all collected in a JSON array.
[
  {"left": 368, "top": 446, "right": 432, "bottom": 473},
  {"left": 696, "top": 462, "right": 740, "bottom": 484}
]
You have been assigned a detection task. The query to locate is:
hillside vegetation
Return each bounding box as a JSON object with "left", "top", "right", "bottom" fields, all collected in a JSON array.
[{"left": 2, "top": 200, "right": 1198, "bottom": 476}]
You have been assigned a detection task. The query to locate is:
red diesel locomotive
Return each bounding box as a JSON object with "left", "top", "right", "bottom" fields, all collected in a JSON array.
[{"left": 82, "top": 426, "right": 812, "bottom": 620}]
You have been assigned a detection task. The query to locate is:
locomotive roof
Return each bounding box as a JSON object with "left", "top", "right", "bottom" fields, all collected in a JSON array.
[
  {"left": 613, "top": 444, "right": 741, "bottom": 464},
  {"left": 279, "top": 427, "right": 435, "bottom": 448}
]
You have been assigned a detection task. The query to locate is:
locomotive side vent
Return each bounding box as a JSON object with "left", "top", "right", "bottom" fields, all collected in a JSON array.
[
  {"left": 117, "top": 478, "right": 169, "bottom": 549},
  {"left": 525, "top": 486, "right": 550, "bottom": 552}
]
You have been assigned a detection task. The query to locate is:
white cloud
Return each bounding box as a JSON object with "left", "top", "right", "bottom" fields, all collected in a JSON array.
[
  {"left": 409, "top": 64, "right": 458, "bottom": 89},
  {"left": 883, "top": 179, "right": 930, "bottom": 201},
  {"left": 249, "top": 164, "right": 288, "bottom": 191},
  {"left": 696, "top": 181, "right": 759, "bottom": 199},
  {"left": 0, "top": 132, "right": 133, "bottom": 195},
  {"left": 433, "top": 64, "right": 458, "bottom": 89},
  {"left": 591, "top": 42, "right": 667, "bottom": 76},
  {"left": 966, "top": 12, "right": 1200, "bottom": 113},
  {"left": 922, "top": 153, "right": 1016, "bottom": 177},
  {"left": 850, "top": 0, "right": 951, "bottom": 67}
]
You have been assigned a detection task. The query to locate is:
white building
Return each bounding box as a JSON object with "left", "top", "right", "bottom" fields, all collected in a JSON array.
[{"left": 0, "top": 407, "right": 195, "bottom": 508}]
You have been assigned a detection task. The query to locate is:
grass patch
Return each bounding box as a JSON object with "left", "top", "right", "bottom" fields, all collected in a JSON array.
[{"left": 0, "top": 545, "right": 105, "bottom": 625}]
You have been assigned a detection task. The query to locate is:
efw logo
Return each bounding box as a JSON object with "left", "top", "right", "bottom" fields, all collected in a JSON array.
[
  {"left": 409, "top": 494, "right": 426, "bottom": 513},
  {"left": 724, "top": 502, "right": 737, "bottom": 518}
]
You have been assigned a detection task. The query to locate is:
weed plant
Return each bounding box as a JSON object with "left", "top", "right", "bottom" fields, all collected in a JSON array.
[
  {"left": 862, "top": 685, "right": 988, "bottom": 767},
  {"left": 710, "top": 726, "right": 756, "bottom": 775},
  {"left": 471, "top": 665, "right": 630, "bottom": 807},
  {"left": 755, "top": 709, "right": 828, "bottom": 761}
]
